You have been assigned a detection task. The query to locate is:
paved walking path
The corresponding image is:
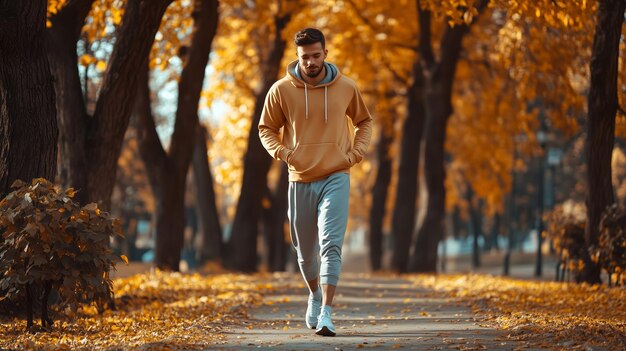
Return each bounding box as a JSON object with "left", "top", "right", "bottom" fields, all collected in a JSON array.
[{"left": 213, "top": 272, "right": 546, "bottom": 351}]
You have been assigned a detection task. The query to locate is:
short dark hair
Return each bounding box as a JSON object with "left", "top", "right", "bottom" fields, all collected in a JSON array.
[{"left": 294, "top": 28, "right": 325, "bottom": 49}]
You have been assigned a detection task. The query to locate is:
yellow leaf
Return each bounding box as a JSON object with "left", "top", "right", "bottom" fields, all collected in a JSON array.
[
  {"left": 66, "top": 188, "right": 76, "bottom": 198},
  {"left": 96, "top": 60, "right": 107, "bottom": 72},
  {"left": 79, "top": 54, "right": 95, "bottom": 66}
]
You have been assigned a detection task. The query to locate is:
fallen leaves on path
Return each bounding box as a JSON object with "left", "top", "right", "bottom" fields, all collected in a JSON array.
[
  {"left": 406, "top": 274, "right": 626, "bottom": 350},
  {"left": 0, "top": 270, "right": 270, "bottom": 350}
]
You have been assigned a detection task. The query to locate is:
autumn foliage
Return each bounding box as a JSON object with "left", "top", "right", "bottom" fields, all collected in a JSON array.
[
  {"left": 0, "top": 178, "right": 124, "bottom": 328},
  {"left": 545, "top": 201, "right": 587, "bottom": 282},
  {"left": 594, "top": 204, "right": 626, "bottom": 286},
  {"left": 408, "top": 274, "right": 626, "bottom": 350},
  {"left": 0, "top": 271, "right": 265, "bottom": 350},
  {"left": 545, "top": 201, "right": 626, "bottom": 286}
]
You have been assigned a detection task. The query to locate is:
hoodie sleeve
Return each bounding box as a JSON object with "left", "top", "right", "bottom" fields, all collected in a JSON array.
[
  {"left": 258, "top": 86, "right": 291, "bottom": 161},
  {"left": 346, "top": 84, "right": 373, "bottom": 164}
]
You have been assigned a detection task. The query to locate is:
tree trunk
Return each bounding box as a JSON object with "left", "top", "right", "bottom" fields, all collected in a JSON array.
[
  {"left": 84, "top": 0, "right": 173, "bottom": 210},
  {"left": 535, "top": 151, "right": 545, "bottom": 277},
  {"left": 228, "top": 88, "right": 277, "bottom": 272},
  {"left": 193, "top": 124, "right": 223, "bottom": 263},
  {"left": 135, "top": 65, "right": 180, "bottom": 271},
  {"left": 467, "top": 188, "right": 483, "bottom": 269},
  {"left": 369, "top": 119, "right": 394, "bottom": 271},
  {"left": 46, "top": 0, "right": 94, "bottom": 205},
  {"left": 583, "top": 0, "right": 625, "bottom": 284},
  {"left": 475, "top": 211, "right": 483, "bottom": 263},
  {"left": 487, "top": 213, "right": 500, "bottom": 251},
  {"left": 262, "top": 163, "right": 289, "bottom": 272},
  {"left": 451, "top": 206, "right": 464, "bottom": 239},
  {"left": 408, "top": 1, "right": 487, "bottom": 272},
  {"left": 390, "top": 63, "right": 425, "bottom": 273},
  {"left": 227, "top": 13, "right": 291, "bottom": 272},
  {"left": 153, "top": 168, "right": 187, "bottom": 271},
  {"left": 136, "top": 0, "right": 218, "bottom": 271},
  {"left": 0, "top": 0, "right": 58, "bottom": 197},
  {"left": 504, "top": 161, "right": 518, "bottom": 276},
  {"left": 409, "top": 79, "right": 449, "bottom": 272}
]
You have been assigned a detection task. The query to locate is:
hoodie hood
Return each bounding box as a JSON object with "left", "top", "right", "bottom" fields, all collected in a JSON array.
[
  {"left": 290, "top": 61, "right": 338, "bottom": 85},
  {"left": 287, "top": 60, "right": 340, "bottom": 87},
  {"left": 286, "top": 60, "right": 341, "bottom": 123}
]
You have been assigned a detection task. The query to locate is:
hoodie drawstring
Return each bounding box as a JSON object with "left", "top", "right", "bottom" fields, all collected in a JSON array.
[
  {"left": 324, "top": 86, "right": 328, "bottom": 124},
  {"left": 303, "top": 83, "right": 328, "bottom": 124},
  {"left": 304, "top": 83, "right": 309, "bottom": 119}
]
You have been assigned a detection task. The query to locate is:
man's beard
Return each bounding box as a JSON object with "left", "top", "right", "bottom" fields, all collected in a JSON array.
[{"left": 304, "top": 65, "right": 323, "bottom": 78}]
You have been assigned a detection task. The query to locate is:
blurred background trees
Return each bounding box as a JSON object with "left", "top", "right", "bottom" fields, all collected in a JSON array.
[{"left": 2, "top": 0, "right": 625, "bottom": 286}]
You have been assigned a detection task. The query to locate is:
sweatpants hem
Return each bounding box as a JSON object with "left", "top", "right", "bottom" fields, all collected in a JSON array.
[{"left": 320, "top": 276, "right": 339, "bottom": 286}]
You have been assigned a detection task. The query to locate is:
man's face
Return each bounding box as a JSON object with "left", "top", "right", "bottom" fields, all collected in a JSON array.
[{"left": 296, "top": 42, "right": 327, "bottom": 78}]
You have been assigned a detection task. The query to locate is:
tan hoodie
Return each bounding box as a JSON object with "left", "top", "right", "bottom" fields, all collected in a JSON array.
[{"left": 259, "top": 60, "right": 373, "bottom": 183}]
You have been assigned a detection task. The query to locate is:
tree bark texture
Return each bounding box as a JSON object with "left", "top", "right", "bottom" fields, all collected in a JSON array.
[
  {"left": 193, "top": 124, "right": 223, "bottom": 262},
  {"left": 0, "top": 0, "right": 58, "bottom": 197},
  {"left": 46, "top": 0, "right": 94, "bottom": 205},
  {"left": 227, "top": 13, "right": 291, "bottom": 272},
  {"left": 84, "top": 0, "right": 172, "bottom": 210},
  {"left": 369, "top": 118, "right": 394, "bottom": 271},
  {"left": 583, "top": 0, "right": 625, "bottom": 284},
  {"left": 136, "top": 0, "right": 218, "bottom": 271}
]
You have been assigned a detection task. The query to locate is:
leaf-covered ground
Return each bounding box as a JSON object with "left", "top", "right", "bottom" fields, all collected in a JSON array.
[
  {"left": 1, "top": 272, "right": 624, "bottom": 350},
  {"left": 0, "top": 271, "right": 271, "bottom": 350},
  {"left": 406, "top": 274, "right": 626, "bottom": 350}
]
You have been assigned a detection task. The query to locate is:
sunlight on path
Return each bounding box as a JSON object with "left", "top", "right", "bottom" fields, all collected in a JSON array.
[{"left": 214, "top": 273, "right": 540, "bottom": 351}]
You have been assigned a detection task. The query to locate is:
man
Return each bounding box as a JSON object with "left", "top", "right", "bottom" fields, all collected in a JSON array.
[{"left": 258, "top": 28, "right": 373, "bottom": 337}]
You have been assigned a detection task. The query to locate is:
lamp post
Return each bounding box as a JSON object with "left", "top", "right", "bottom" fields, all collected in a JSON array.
[{"left": 535, "top": 129, "right": 547, "bottom": 277}]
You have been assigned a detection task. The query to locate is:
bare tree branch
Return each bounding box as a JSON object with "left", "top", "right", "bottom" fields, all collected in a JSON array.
[{"left": 417, "top": 1, "right": 435, "bottom": 70}]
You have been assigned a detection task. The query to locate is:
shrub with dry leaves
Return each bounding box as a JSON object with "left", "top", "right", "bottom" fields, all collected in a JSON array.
[
  {"left": 594, "top": 203, "right": 626, "bottom": 286},
  {"left": 545, "top": 200, "right": 586, "bottom": 282},
  {"left": 0, "top": 178, "right": 125, "bottom": 329}
]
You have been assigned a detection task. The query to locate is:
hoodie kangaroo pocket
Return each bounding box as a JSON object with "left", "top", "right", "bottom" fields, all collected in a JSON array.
[{"left": 288, "top": 143, "right": 350, "bottom": 175}]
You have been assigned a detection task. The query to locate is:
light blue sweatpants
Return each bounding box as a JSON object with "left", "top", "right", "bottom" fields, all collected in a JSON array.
[{"left": 288, "top": 172, "right": 350, "bottom": 286}]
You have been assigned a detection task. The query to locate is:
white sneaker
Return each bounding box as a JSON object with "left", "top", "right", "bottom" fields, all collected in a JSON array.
[
  {"left": 315, "top": 307, "right": 336, "bottom": 336},
  {"left": 305, "top": 293, "right": 321, "bottom": 329}
]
